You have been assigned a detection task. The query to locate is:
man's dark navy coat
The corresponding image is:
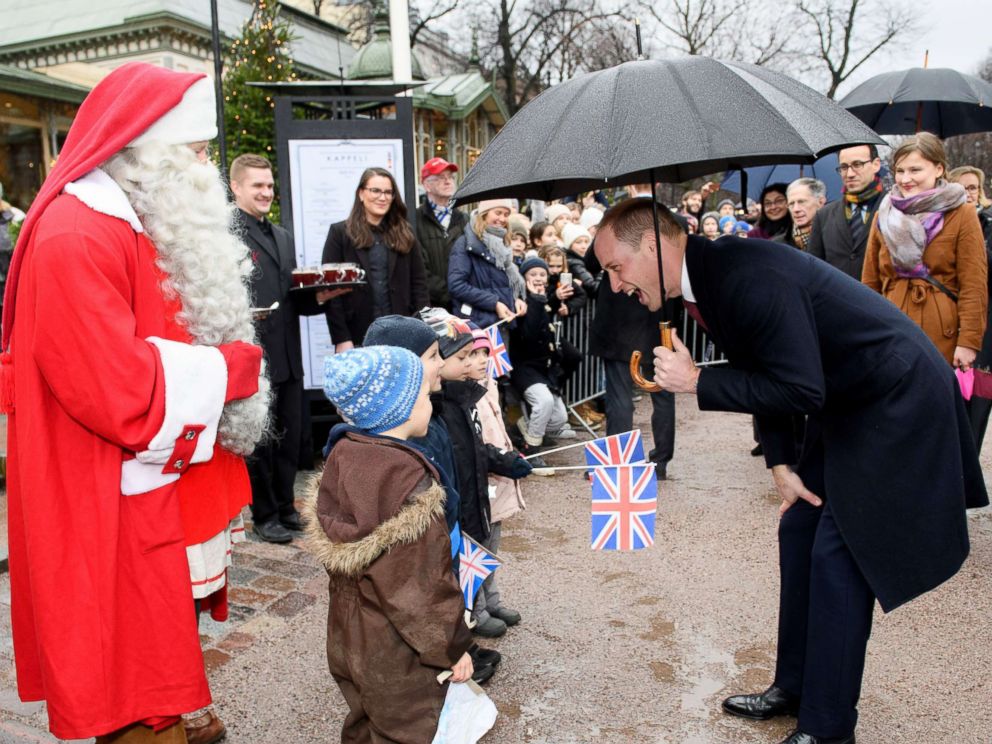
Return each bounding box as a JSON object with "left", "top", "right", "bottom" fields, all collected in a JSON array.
[{"left": 685, "top": 234, "right": 988, "bottom": 612}]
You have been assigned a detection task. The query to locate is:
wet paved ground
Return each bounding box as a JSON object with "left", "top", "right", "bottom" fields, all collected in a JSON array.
[{"left": 1, "top": 398, "right": 990, "bottom": 743}]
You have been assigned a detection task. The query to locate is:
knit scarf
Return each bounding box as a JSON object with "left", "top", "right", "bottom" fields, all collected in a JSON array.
[
  {"left": 482, "top": 226, "right": 526, "bottom": 300},
  {"left": 876, "top": 180, "right": 967, "bottom": 274},
  {"left": 843, "top": 175, "right": 884, "bottom": 221},
  {"left": 792, "top": 225, "right": 811, "bottom": 251}
]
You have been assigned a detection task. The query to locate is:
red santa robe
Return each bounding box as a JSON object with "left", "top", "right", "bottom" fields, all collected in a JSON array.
[{"left": 2, "top": 64, "right": 260, "bottom": 740}]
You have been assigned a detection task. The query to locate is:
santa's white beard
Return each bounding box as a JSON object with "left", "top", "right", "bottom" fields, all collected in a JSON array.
[{"left": 102, "top": 142, "right": 270, "bottom": 455}]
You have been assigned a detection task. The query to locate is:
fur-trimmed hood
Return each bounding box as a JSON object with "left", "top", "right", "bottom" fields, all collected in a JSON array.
[{"left": 303, "top": 431, "right": 446, "bottom": 577}]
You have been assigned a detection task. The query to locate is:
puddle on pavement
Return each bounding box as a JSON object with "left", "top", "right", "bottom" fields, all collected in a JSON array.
[
  {"left": 500, "top": 533, "right": 535, "bottom": 554},
  {"left": 601, "top": 570, "right": 634, "bottom": 584},
  {"left": 649, "top": 660, "right": 675, "bottom": 682},
  {"left": 734, "top": 643, "right": 774, "bottom": 667},
  {"left": 639, "top": 614, "right": 676, "bottom": 641}
]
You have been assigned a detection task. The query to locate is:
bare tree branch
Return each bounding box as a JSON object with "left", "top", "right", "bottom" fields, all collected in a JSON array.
[{"left": 794, "top": 0, "right": 919, "bottom": 98}]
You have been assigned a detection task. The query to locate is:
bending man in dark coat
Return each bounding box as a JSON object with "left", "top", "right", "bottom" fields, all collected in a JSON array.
[{"left": 593, "top": 198, "right": 987, "bottom": 744}]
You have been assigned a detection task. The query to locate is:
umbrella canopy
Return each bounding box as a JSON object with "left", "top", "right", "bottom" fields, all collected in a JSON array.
[
  {"left": 455, "top": 57, "right": 884, "bottom": 203},
  {"left": 720, "top": 152, "right": 889, "bottom": 202},
  {"left": 840, "top": 67, "right": 992, "bottom": 137},
  {"left": 721, "top": 152, "right": 844, "bottom": 202}
]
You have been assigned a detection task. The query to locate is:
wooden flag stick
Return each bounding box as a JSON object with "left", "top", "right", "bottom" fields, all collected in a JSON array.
[
  {"left": 531, "top": 462, "right": 656, "bottom": 473},
  {"left": 521, "top": 429, "right": 642, "bottom": 459},
  {"left": 481, "top": 313, "right": 517, "bottom": 333}
]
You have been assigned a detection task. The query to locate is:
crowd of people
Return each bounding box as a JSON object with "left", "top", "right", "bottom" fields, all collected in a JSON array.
[{"left": 2, "top": 61, "right": 990, "bottom": 744}]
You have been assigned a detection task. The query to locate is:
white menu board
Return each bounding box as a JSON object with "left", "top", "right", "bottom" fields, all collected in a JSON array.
[{"left": 287, "top": 138, "right": 406, "bottom": 390}]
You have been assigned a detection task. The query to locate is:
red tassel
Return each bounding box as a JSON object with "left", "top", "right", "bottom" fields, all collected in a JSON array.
[{"left": 0, "top": 352, "right": 14, "bottom": 414}]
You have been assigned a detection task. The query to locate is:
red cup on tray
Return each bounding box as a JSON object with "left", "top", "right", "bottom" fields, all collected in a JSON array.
[
  {"left": 321, "top": 262, "right": 366, "bottom": 284},
  {"left": 291, "top": 267, "right": 323, "bottom": 288}
]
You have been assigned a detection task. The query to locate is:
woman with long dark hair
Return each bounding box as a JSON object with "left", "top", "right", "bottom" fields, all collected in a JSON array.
[
  {"left": 747, "top": 182, "right": 792, "bottom": 241},
  {"left": 323, "top": 167, "right": 428, "bottom": 351}
]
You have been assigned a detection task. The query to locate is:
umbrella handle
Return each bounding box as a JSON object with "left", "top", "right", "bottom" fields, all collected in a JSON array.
[{"left": 629, "top": 322, "right": 673, "bottom": 392}]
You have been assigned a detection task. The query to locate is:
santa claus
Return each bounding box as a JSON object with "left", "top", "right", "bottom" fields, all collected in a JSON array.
[{"left": 1, "top": 63, "right": 269, "bottom": 743}]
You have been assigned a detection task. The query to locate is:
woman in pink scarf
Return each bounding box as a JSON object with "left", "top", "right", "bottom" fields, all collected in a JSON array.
[{"left": 862, "top": 133, "right": 988, "bottom": 366}]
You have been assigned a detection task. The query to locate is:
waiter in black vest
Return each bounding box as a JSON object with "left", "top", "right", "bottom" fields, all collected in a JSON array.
[
  {"left": 231, "top": 154, "right": 346, "bottom": 543},
  {"left": 594, "top": 198, "right": 986, "bottom": 744}
]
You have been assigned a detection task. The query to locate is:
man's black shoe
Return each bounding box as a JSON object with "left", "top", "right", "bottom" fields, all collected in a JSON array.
[
  {"left": 777, "top": 729, "right": 855, "bottom": 744},
  {"left": 471, "top": 662, "right": 495, "bottom": 685},
  {"left": 751, "top": 444, "right": 764, "bottom": 457},
  {"left": 721, "top": 685, "right": 799, "bottom": 720},
  {"left": 281, "top": 512, "right": 305, "bottom": 531},
  {"left": 254, "top": 519, "right": 294, "bottom": 544},
  {"left": 469, "top": 643, "right": 502, "bottom": 668}
]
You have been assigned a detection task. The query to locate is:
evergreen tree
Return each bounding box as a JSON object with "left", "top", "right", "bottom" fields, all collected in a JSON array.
[{"left": 223, "top": 0, "right": 297, "bottom": 213}]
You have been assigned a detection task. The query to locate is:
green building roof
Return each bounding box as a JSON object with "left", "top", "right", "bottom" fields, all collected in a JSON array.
[{"left": 346, "top": 2, "right": 425, "bottom": 82}]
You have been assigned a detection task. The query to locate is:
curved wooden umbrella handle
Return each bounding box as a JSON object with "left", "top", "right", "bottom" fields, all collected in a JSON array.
[{"left": 629, "top": 322, "right": 674, "bottom": 392}]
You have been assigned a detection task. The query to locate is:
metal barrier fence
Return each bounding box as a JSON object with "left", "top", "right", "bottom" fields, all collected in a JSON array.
[{"left": 558, "top": 302, "right": 725, "bottom": 435}]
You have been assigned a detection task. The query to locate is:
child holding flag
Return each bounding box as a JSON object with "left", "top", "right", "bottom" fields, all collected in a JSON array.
[
  {"left": 438, "top": 318, "right": 533, "bottom": 638},
  {"left": 468, "top": 322, "right": 528, "bottom": 630},
  {"left": 305, "top": 345, "right": 496, "bottom": 743}
]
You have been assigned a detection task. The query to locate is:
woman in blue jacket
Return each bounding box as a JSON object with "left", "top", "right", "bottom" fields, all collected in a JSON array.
[{"left": 447, "top": 199, "right": 527, "bottom": 328}]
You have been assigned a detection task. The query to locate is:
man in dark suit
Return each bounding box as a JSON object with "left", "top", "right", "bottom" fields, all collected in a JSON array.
[
  {"left": 584, "top": 185, "right": 677, "bottom": 478},
  {"left": 231, "top": 154, "right": 343, "bottom": 543},
  {"left": 594, "top": 198, "right": 987, "bottom": 744},
  {"left": 807, "top": 145, "right": 884, "bottom": 280}
]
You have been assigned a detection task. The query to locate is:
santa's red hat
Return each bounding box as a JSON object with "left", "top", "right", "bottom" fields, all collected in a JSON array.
[{"left": 1, "top": 62, "right": 216, "bottom": 350}]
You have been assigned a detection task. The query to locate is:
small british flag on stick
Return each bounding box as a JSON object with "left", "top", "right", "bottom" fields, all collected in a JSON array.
[
  {"left": 485, "top": 325, "right": 513, "bottom": 379},
  {"left": 584, "top": 430, "right": 645, "bottom": 467},
  {"left": 458, "top": 532, "right": 502, "bottom": 610},
  {"left": 590, "top": 464, "right": 658, "bottom": 551}
]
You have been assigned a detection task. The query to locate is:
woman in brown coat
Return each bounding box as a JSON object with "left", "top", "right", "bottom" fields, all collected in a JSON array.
[
  {"left": 305, "top": 346, "right": 481, "bottom": 743},
  {"left": 862, "top": 133, "right": 988, "bottom": 366}
]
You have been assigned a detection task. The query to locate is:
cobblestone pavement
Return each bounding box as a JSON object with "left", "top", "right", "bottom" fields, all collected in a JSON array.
[{"left": 1, "top": 398, "right": 991, "bottom": 743}]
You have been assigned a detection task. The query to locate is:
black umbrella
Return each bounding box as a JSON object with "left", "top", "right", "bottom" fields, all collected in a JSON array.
[
  {"left": 840, "top": 67, "right": 992, "bottom": 137},
  {"left": 455, "top": 57, "right": 882, "bottom": 389},
  {"left": 455, "top": 57, "right": 884, "bottom": 203}
]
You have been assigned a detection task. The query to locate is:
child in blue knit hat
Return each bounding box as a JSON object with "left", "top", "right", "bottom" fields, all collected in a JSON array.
[
  {"left": 364, "top": 312, "right": 505, "bottom": 685},
  {"left": 304, "top": 346, "right": 496, "bottom": 743}
]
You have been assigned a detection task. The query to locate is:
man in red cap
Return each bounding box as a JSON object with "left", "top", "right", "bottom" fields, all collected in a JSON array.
[
  {"left": 1, "top": 62, "right": 268, "bottom": 743},
  {"left": 417, "top": 156, "right": 467, "bottom": 308}
]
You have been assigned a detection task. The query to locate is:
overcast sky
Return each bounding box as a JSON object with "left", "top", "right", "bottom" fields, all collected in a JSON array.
[{"left": 838, "top": 0, "right": 992, "bottom": 95}]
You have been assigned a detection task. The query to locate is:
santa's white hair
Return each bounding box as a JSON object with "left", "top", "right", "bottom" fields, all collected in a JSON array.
[{"left": 102, "top": 141, "right": 270, "bottom": 455}]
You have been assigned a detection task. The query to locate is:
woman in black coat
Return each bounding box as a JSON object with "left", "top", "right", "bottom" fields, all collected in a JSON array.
[{"left": 322, "top": 167, "right": 428, "bottom": 350}]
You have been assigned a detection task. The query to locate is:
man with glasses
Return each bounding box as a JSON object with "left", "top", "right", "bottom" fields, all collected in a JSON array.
[
  {"left": 808, "top": 145, "right": 884, "bottom": 279},
  {"left": 417, "top": 157, "right": 468, "bottom": 308}
]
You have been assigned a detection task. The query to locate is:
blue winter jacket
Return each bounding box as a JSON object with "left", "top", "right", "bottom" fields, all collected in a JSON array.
[{"left": 446, "top": 229, "right": 516, "bottom": 329}]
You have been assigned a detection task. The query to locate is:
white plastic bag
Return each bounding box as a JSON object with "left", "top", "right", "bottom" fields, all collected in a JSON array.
[{"left": 431, "top": 680, "right": 498, "bottom": 744}]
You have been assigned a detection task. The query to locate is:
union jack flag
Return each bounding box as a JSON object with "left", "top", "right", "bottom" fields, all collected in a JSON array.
[
  {"left": 486, "top": 325, "right": 513, "bottom": 378},
  {"left": 584, "top": 430, "right": 645, "bottom": 468},
  {"left": 458, "top": 532, "right": 502, "bottom": 610},
  {"left": 590, "top": 464, "right": 658, "bottom": 551}
]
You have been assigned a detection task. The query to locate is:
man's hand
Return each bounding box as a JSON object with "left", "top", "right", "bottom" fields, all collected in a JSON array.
[
  {"left": 771, "top": 464, "right": 823, "bottom": 516},
  {"left": 316, "top": 288, "right": 351, "bottom": 304},
  {"left": 449, "top": 652, "right": 474, "bottom": 683},
  {"left": 514, "top": 298, "right": 528, "bottom": 316},
  {"left": 495, "top": 301, "right": 515, "bottom": 322},
  {"left": 954, "top": 345, "right": 978, "bottom": 370},
  {"left": 652, "top": 329, "right": 700, "bottom": 393}
]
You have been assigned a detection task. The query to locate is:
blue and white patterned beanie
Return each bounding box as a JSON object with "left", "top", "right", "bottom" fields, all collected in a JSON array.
[{"left": 322, "top": 346, "right": 424, "bottom": 434}]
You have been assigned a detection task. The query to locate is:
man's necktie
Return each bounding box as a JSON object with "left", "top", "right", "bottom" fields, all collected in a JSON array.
[
  {"left": 683, "top": 299, "right": 708, "bottom": 332},
  {"left": 849, "top": 204, "right": 868, "bottom": 248}
]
